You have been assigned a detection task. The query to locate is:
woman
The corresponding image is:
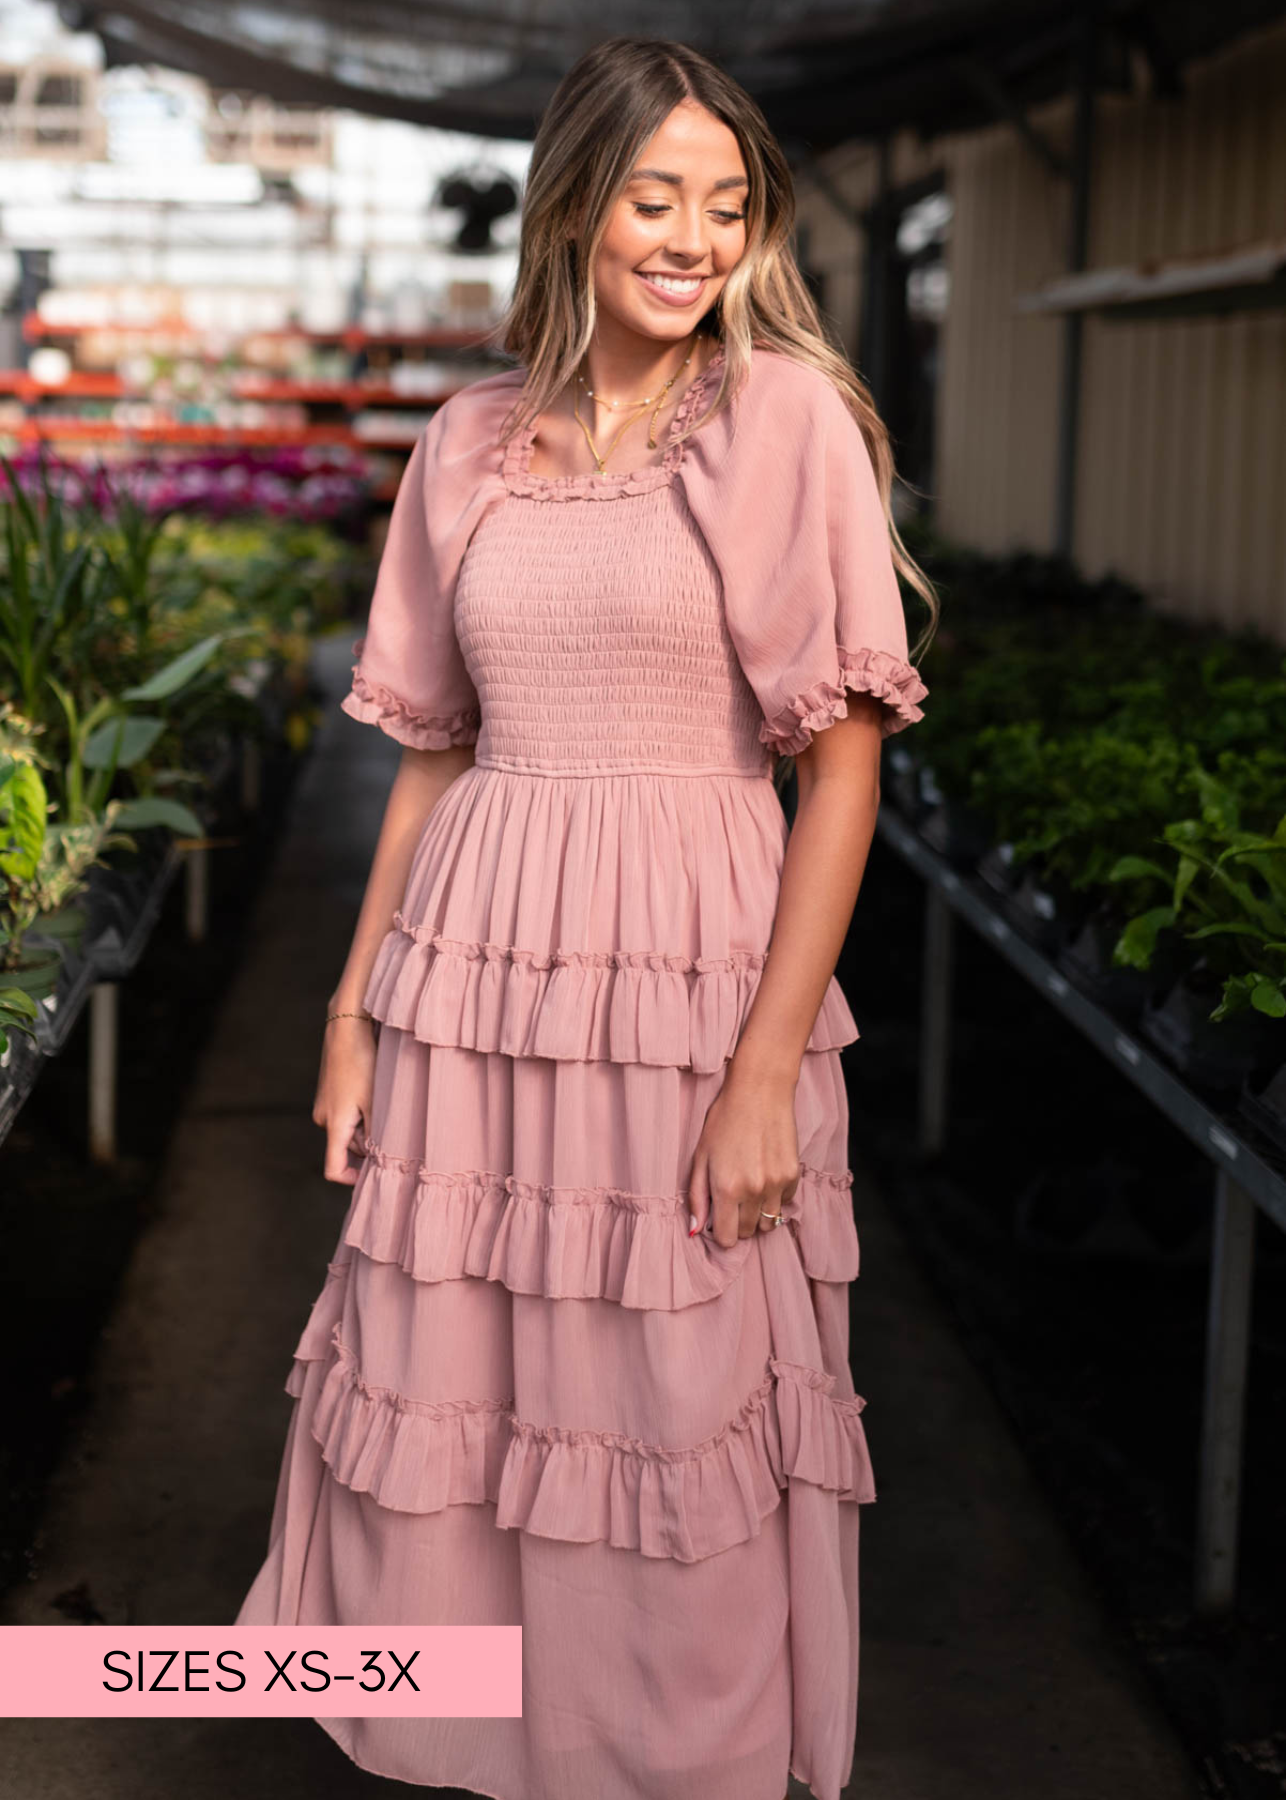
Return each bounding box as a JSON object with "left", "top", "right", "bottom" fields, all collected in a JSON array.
[{"left": 236, "top": 33, "right": 935, "bottom": 1800}]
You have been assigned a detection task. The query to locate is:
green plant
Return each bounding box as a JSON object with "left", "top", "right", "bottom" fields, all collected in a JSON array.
[
  {"left": 0, "top": 701, "right": 200, "bottom": 1005},
  {"left": 0, "top": 452, "right": 116, "bottom": 729},
  {"left": 46, "top": 633, "right": 223, "bottom": 833},
  {"left": 0, "top": 713, "right": 50, "bottom": 1049},
  {"left": 1109, "top": 771, "right": 1286, "bottom": 1022},
  {"left": 968, "top": 723, "right": 1202, "bottom": 898}
]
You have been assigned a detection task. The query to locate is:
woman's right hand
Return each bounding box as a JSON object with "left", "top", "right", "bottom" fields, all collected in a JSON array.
[
  {"left": 309, "top": 744, "right": 464, "bottom": 1187},
  {"left": 313, "top": 1016, "right": 377, "bottom": 1185}
]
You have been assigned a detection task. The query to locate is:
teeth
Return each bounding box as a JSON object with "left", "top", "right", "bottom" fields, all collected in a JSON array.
[{"left": 642, "top": 273, "right": 702, "bottom": 293}]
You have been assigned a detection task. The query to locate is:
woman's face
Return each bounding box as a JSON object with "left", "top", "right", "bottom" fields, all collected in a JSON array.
[{"left": 590, "top": 99, "right": 748, "bottom": 351}]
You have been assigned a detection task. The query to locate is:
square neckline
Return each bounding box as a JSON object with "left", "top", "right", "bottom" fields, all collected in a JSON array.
[{"left": 500, "top": 341, "right": 727, "bottom": 502}]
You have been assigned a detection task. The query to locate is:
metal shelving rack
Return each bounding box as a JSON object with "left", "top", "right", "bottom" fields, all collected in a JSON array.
[
  {"left": 2, "top": 727, "right": 254, "bottom": 1161},
  {"left": 874, "top": 800, "right": 1286, "bottom": 1618}
]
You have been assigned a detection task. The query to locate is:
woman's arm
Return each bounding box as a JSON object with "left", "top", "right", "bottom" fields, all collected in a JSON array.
[
  {"left": 314, "top": 741, "right": 475, "bottom": 1185},
  {"left": 686, "top": 696, "right": 883, "bottom": 1246}
]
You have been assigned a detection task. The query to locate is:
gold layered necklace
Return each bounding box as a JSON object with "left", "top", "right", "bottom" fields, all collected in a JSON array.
[{"left": 570, "top": 334, "right": 700, "bottom": 473}]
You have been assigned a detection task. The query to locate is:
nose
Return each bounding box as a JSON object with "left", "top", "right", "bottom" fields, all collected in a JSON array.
[{"left": 664, "top": 205, "right": 713, "bottom": 265}]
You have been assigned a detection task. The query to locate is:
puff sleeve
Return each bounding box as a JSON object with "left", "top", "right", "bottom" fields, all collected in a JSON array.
[
  {"left": 678, "top": 352, "right": 928, "bottom": 756},
  {"left": 340, "top": 383, "right": 509, "bottom": 750}
]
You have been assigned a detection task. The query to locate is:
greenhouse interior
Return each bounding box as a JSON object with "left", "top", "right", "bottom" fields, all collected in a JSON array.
[{"left": 0, "top": 1, "right": 1283, "bottom": 1797}]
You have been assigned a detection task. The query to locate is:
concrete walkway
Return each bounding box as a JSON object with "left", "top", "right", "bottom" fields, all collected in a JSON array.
[{"left": 1, "top": 639, "right": 1201, "bottom": 1800}]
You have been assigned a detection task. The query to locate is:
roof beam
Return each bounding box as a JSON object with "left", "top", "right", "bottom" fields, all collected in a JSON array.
[
  {"left": 1119, "top": 4, "right": 1184, "bottom": 97},
  {"left": 951, "top": 52, "right": 1071, "bottom": 178}
]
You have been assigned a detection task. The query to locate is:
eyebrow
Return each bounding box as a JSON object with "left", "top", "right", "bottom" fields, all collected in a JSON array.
[{"left": 627, "top": 167, "right": 749, "bottom": 191}]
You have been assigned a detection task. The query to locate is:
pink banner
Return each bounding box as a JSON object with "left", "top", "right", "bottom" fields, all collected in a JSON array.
[{"left": 0, "top": 1626, "right": 522, "bottom": 1717}]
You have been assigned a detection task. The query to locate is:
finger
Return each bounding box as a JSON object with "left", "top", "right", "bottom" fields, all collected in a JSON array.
[
  {"left": 323, "top": 1113, "right": 360, "bottom": 1186},
  {"left": 711, "top": 1186, "right": 741, "bottom": 1250},
  {"left": 687, "top": 1147, "right": 709, "bottom": 1237},
  {"left": 762, "top": 1153, "right": 801, "bottom": 1231},
  {"left": 754, "top": 1185, "right": 790, "bottom": 1235}
]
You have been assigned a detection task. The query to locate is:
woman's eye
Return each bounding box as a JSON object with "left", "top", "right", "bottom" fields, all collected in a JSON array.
[{"left": 632, "top": 203, "right": 746, "bottom": 223}]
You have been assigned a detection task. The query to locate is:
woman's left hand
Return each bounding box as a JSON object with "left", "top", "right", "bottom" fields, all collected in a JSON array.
[{"left": 687, "top": 1063, "right": 801, "bottom": 1247}]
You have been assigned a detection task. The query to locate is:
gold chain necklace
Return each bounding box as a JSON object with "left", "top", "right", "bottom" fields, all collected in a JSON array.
[{"left": 571, "top": 335, "right": 699, "bottom": 472}]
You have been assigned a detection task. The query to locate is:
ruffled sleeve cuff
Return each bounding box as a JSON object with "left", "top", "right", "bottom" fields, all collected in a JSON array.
[
  {"left": 758, "top": 645, "right": 929, "bottom": 756},
  {"left": 341, "top": 640, "right": 481, "bottom": 751}
]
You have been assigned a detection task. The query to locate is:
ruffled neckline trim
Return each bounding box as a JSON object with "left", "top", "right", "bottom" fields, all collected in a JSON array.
[{"left": 501, "top": 342, "right": 727, "bottom": 502}]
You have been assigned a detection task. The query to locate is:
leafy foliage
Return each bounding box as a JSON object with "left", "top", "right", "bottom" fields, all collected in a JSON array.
[{"left": 897, "top": 521, "right": 1286, "bottom": 1030}]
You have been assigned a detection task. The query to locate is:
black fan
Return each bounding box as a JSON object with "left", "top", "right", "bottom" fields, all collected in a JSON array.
[{"left": 434, "top": 166, "right": 519, "bottom": 254}]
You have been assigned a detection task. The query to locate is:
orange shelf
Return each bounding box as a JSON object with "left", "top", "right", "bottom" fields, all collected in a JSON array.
[
  {"left": 0, "top": 371, "right": 465, "bottom": 410},
  {"left": 352, "top": 435, "right": 430, "bottom": 452},
  {"left": 232, "top": 379, "right": 459, "bottom": 405},
  {"left": 10, "top": 419, "right": 361, "bottom": 446},
  {"left": 23, "top": 312, "right": 493, "bottom": 350},
  {"left": 0, "top": 370, "right": 125, "bottom": 398}
]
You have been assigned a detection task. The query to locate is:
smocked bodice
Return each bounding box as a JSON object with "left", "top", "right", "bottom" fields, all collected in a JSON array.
[
  {"left": 449, "top": 345, "right": 768, "bottom": 779},
  {"left": 456, "top": 477, "right": 771, "bottom": 778}
]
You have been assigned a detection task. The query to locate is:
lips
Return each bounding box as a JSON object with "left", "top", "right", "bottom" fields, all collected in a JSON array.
[{"left": 635, "top": 270, "right": 709, "bottom": 307}]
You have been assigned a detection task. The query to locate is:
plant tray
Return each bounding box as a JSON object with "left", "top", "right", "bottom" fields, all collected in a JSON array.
[
  {"left": 1237, "top": 1061, "right": 1286, "bottom": 1161},
  {"left": 997, "top": 870, "right": 1085, "bottom": 954},
  {"left": 1140, "top": 977, "right": 1281, "bottom": 1096},
  {"left": 977, "top": 840, "right": 1021, "bottom": 897},
  {"left": 918, "top": 801, "right": 993, "bottom": 869},
  {"left": 1056, "top": 911, "right": 1157, "bottom": 1022}
]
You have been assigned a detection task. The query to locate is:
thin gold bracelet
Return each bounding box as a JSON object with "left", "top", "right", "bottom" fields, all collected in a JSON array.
[{"left": 325, "top": 1010, "right": 373, "bottom": 1025}]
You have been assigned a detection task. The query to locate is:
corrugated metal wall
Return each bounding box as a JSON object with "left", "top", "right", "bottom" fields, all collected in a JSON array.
[{"left": 797, "top": 16, "right": 1286, "bottom": 640}]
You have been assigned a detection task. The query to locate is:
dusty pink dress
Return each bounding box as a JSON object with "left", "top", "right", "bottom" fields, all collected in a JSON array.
[{"left": 235, "top": 339, "right": 928, "bottom": 1800}]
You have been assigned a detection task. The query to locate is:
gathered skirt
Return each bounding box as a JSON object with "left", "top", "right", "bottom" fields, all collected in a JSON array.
[{"left": 236, "top": 763, "right": 875, "bottom": 1800}]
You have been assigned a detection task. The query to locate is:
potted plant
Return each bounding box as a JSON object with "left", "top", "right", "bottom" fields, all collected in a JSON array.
[{"left": 1110, "top": 774, "right": 1285, "bottom": 1094}]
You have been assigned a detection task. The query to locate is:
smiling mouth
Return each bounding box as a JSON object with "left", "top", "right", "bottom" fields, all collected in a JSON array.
[{"left": 636, "top": 271, "right": 708, "bottom": 297}]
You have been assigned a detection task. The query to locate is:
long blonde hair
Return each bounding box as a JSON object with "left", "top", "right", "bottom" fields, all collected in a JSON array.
[{"left": 484, "top": 33, "right": 939, "bottom": 663}]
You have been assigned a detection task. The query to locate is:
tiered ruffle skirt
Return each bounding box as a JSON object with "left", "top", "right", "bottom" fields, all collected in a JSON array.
[{"left": 236, "top": 762, "right": 875, "bottom": 1800}]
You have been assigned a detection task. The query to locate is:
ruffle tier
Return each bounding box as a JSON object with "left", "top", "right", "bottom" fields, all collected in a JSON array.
[
  {"left": 288, "top": 1307, "right": 873, "bottom": 1564},
  {"left": 336, "top": 1138, "right": 859, "bottom": 1312},
  {"left": 357, "top": 760, "right": 861, "bottom": 1072},
  {"left": 282, "top": 1145, "right": 872, "bottom": 1569},
  {"left": 366, "top": 914, "right": 858, "bottom": 1074}
]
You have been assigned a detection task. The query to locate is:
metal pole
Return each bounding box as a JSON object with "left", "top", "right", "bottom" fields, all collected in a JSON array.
[
  {"left": 918, "top": 887, "right": 954, "bottom": 1155},
  {"left": 1195, "top": 1171, "right": 1256, "bottom": 1614},
  {"left": 240, "top": 733, "right": 262, "bottom": 812},
  {"left": 860, "top": 136, "right": 894, "bottom": 411},
  {"left": 88, "top": 980, "right": 118, "bottom": 1164},
  {"left": 185, "top": 844, "right": 210, "bottom": 944},
  {"left": 1053, "top": 7, "right": 1098, "bottom": 557}
]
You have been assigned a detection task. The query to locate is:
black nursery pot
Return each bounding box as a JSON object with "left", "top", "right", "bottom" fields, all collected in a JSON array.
[
  {"left": 918, "top": 798, "right": 995, "bottom": 868},
  {"left": 1056, "top": 902, "right": 1179, "bottom": 1022},
  {"left": 1237, "top": 1058, "right": 1286, "bottom": 1157},
  {"left": 21, "top": 930, "right": 97, "bottom": 1057},
  {"left": 0, "top": 1023, "right": 42, "bottom": 1138},
  {"left": 976, "top": 840, "right": 1020, "bottom": 897},
  {"left": 1231, "top": 1058, "right": 1282, "bottom": 1159},
  {"left": 884, "top": 745, "right": 931, "bottom": 820},
  {"left": 998, "top": 868, "right": 1090, "bottom": 955},
  {"left": 1140, "top": 969, "right": 1284, "bottom": 1096}
]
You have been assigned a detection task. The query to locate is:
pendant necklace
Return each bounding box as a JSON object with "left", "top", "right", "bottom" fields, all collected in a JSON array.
[{"left": 571, "top": 335, "right": 700, "bottom": 472}]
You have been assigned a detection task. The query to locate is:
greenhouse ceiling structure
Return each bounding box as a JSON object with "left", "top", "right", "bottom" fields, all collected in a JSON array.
[{"left": 56, "top": 0, "right": 1286, "bottom": 149}]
